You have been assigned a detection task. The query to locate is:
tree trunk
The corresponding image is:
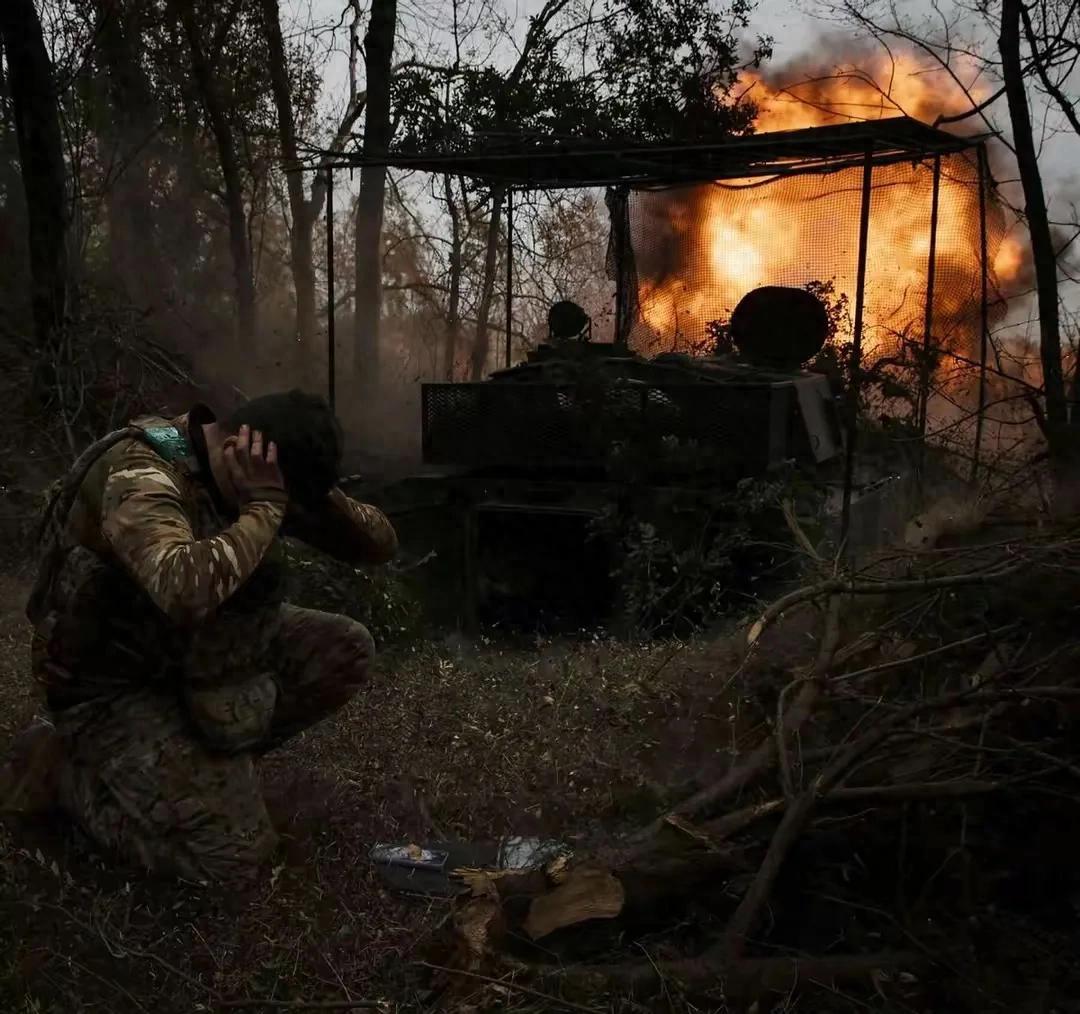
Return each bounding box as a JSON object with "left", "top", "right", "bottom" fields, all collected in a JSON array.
[
  {"left": 1000, "top": 0, "right": 1070, "bottom": 472},
  {"left": 94, "top": 0, "right": 161, "bottom": 311},
  {"left": 176, "top": 99, "right": 206, "bottom": 300},
  {"left": 174, "top": 0, "right": 256, "bottom": 346},
  {"left": 470, "top": 184, "right": 505, "bottom": 381},
  {"left": 354, "top": 0, "right": 397, "bottom": 390},
  {"left": 260, "top": 0, "right": 317, "bottom": 358},
  {"left": 0, "top": 41, "right": 30, "bottom": 298},
  {"left": 443, "top": 173, "right": 463, "bottom": 380},
  {"left": 0, "top": 0, "right": 68, "bottom": 362}
]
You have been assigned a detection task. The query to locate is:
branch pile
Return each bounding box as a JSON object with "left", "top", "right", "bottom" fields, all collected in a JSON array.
[{"left": 430, "top": 520, "right": 1080, "bottom": 1011}]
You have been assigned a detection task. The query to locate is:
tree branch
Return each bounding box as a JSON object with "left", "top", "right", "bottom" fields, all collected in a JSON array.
[{"left": 1020, "top": 2, "right": 1080, "bottom": 137}]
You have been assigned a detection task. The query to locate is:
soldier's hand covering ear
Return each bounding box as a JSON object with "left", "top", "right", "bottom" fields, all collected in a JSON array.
[{"left": 225, "top": 425, "right": 286, "bottom": 506}]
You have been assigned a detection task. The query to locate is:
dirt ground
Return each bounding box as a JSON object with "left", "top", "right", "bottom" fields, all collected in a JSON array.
[
  {"left": 5, "top": 533, "right": 1080, "bottom": 1014},
  {"left": 0, "top": 576, "right": 34, "bottom": 742},
  {"left": 0, "top": 567, "right": 782, "bottom": 1014}
]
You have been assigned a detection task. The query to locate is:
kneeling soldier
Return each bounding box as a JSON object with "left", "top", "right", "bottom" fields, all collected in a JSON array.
[{"left": 16, "top": 390, "right": 396, "bottom": 883}]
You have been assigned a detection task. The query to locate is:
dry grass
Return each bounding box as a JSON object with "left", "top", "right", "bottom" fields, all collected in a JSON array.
[
  {"left": 0, "top": 573, "right": 782, "bottom": 1014},
  {"left": 0, "top": 576, "right": 36, "bottom": 743},
  {"left": 6, "top": 521, "right": 1080, "bottom": 1014}
]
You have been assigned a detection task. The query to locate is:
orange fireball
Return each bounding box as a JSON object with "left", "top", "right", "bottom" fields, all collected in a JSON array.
[{"left": 633, "top": 53, "right": 1019, "bottom": 365}]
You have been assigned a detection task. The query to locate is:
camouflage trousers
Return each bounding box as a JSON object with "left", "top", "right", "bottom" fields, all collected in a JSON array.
[{"left": 50, "top": 604, "right": 374, "bottom": 885}]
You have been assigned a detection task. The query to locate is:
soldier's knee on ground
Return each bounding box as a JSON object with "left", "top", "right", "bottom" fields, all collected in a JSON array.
[
  {"left": 53, "top": 698, "right": 281, "bottom": 886},
  {"left": 55, "top": 771, "right": 280, "bottom": 886}
]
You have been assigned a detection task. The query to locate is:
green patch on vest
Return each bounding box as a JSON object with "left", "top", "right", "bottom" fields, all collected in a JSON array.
[{"left": 139, "top": 425, "right": 192, "bottom": 463}]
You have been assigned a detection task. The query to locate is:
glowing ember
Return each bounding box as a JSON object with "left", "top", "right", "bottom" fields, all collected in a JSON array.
[{"left": 636, "top": 54, "right": 1020, "bottom": 362}]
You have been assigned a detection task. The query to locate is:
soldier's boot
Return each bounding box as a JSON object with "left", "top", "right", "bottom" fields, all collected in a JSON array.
[{"left": 0, "top": 716, "right": 66, "bottom": 815}]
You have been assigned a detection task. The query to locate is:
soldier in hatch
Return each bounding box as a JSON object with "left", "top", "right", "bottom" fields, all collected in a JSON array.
[{"left": 8, "top": 390, "right": 397, "bottom": 884}]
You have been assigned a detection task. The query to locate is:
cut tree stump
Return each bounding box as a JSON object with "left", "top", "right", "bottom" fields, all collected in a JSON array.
[
  {"left": 523, "top": 866, "right": 625, "bottom": 940},
  {"left": 446, "top": 831, "right": 748, "bottom": 969}
]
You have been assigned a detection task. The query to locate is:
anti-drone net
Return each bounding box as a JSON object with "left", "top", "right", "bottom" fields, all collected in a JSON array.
[{"left": 613, "top": 150, "right": 1013, "bottom": 474}]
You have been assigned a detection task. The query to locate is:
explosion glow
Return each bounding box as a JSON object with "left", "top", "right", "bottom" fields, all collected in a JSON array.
[{"left": 634, "top": 56, "right": 1023, "bottom": 361}]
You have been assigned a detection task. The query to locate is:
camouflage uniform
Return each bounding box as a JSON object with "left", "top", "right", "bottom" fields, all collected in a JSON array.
[{"left": 29, "top": 408, "right": 397, "bottom": 883}]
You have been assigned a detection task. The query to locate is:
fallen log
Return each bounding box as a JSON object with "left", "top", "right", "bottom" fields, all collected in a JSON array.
[
  {"left": 446, "top": 685, "right": 1077, "bottom": 978},
  {"left": 523, "top": 867, "right": 624, "bottom": 940},
  {"left": 454, "top": 845, "right": 749, "bottom": 935}
]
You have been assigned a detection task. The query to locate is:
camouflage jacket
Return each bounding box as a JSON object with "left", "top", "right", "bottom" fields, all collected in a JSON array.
[
  {"left": 32, "top": 408, "right": 397, "bottom": 709},
  {"left": 61, "top": 410, "right": 398, "bottom": 625}
]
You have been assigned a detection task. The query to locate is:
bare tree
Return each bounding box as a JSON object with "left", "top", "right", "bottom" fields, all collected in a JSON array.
[
  {"left": 0, "top": 41, "right": 30, "bottom": 288},
  {"left": 443, "top": 173, "right": 466, "bottom": 379},
  {"left": 1000, "top": 0, "right": 1069, "bottom": 470},
  {"left": 469, "top": 182, "right": 506, "bottom": 379},
  {"left": 171, "top": 0, "right": 257, "bottom": 346},
  {"left": 260, "top": 0, "right": 317, "bottom": 353},
  {"left": 92, "top": 0, "right": 162, "bottom": 311},
  {"left": 355, "top": 0, "right": 397, "bottom": 389},
  {"left": 468, "top": 0, "right": 573, "bottom": 380},
  {"left": 1018, "top": 0, "right": 1080, "bottom": 441}
]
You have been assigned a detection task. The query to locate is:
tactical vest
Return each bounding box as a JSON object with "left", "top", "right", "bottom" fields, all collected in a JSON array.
[
  {"left": 29, "top": 423, "right": 283, "bottom": 751},
  {"left": 27, "top": 423, "right": 193, "bottom": 626}
]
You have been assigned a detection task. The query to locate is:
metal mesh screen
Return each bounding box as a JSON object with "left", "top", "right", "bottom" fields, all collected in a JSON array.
[
  {"left": 422, "top": 381, "right": 786, "bottom": 471},
  {"left": 626, "top": 151, "right": 1006, "bottom": 362},
  {"left": 623, "top": 150, "right": 1008, "bottom": 473}
]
